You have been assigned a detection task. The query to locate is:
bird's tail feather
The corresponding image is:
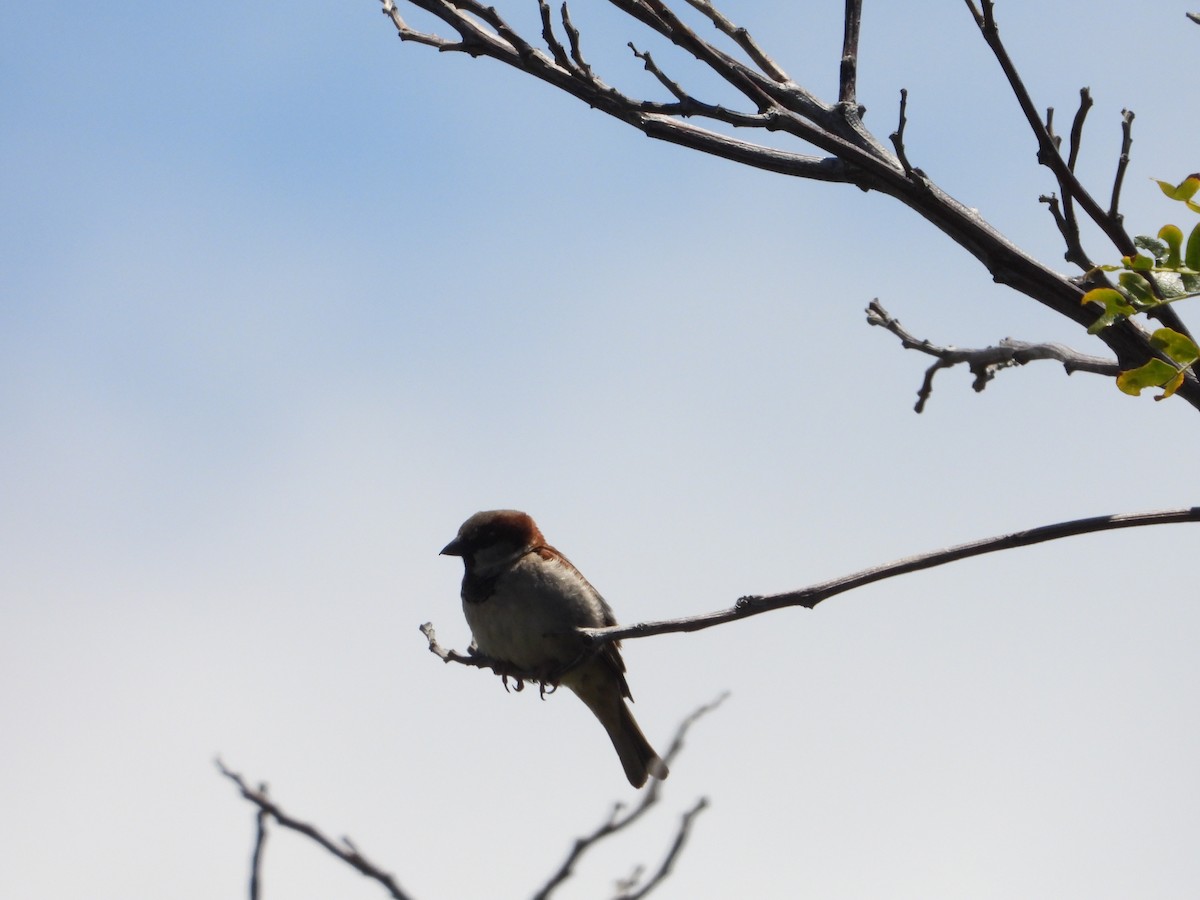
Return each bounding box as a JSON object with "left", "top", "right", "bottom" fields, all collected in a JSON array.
[{"left": 570, "top": 668, "right": 668, "bottom": 788}]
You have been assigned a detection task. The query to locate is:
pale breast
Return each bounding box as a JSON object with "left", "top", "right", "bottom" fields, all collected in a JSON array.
[{"left": 463, "top": 553, "right": 605, "bottom": 670}]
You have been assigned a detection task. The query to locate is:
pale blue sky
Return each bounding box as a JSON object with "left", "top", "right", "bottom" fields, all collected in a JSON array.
[{"left": 3, "top": 2, "right": 1198, "bottom": 898}]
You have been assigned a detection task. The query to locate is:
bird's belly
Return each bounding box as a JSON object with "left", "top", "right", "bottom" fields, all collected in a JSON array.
[{"left": 463, "top": 583, "right": 590, "bottom": 671}]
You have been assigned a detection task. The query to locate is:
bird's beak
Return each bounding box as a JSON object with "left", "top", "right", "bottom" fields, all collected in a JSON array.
[{"left": 440, "top": 537, "right": 463, "bottom": 557}]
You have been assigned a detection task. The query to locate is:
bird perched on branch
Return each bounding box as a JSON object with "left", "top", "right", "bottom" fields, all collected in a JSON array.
[{"left": 441, "top": 509, "right": 668, "bottom": 788}]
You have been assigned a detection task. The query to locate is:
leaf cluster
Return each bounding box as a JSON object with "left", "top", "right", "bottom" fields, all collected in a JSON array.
[{"left": 1082, "top": 175, "right": 1200, "bottom": 398}]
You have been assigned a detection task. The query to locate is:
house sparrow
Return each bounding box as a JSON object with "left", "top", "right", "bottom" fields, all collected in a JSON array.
[{"left": 440, "top": 510, "right": 668, "bottom": 788}]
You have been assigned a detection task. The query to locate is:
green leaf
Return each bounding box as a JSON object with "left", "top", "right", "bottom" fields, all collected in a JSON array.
[
  {"left": 1157, "top": 224, "right": 1183, "bottom": 268},
  {"left": 1154, "top": 272, "right": 1188, "bottom": 299},
  {"left": 1134, "top": 235, "right": 1169, "bottom": 263},
  {"left": 1116, "top": 359, "right": 1179, "bottom": 395},
  {"left": 1082, "top": 287, "right": 1137, "bottom": 333},
  {"left": 1118, "top": 271, "right": 1157, "bottom": 307},
  {"left": 1156, "top": 174, "right": 1200, "bottom": 201},
  {"left": 1186, "top": 223, "right": 1200, "bottom": 271},
  {"left": 1128, "top": 253, "right": 1156, "bottom": 271},
  {"left": 1182, "top": 273, "right": 1200, "bottom": 293},
  {"left": 1150, "top": 327, "right": 1200, "bottom": 366}
]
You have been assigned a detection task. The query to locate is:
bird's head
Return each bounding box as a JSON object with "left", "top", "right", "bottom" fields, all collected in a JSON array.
[{"left": 440, "top": 509, "right": 545, "bottom": 572}]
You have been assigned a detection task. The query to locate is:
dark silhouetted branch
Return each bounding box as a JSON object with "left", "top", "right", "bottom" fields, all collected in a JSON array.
[
  {"left": 573, "top": 508, "right": 1200, "bottom": 646},
  {"left": 378, "top": 0, "right": 1199, "bottom": 405},
  {"left": 250, "top": 787, "right": 268, "bottom": 900},
  {"left": 889, "top": 88, "right": 915, "bottom": 177},
  {"left": 421, "top": 507, "right": 1200, "bottom": 654},
  {"left": 216, "top": 759, "right": 414, "bottom": 900},
  {"left": 532, "top": 694, "right": 724, "bottom": 900}
]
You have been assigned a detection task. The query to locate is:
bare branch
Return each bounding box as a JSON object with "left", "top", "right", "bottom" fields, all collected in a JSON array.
[
  {"left": 889, "top": 88, "right": 916, "bottom": 177},
  {"left": 1048, "top": 87, "right": 1094, "bottom": 267},
  {"left": 537, "top": 0, "right": 572, "bottom": 70},
  {"left": 1109, "top": 108, "right": 1134, "bottom": 222},
  {"left": 379, "top": 0, "right": 455, "bottom": 49},
  {"left": 216, "top": 759, "right": 415, "bottom": 900},
  {"left": 560, "top": 3, "right": 593, "bottom": 80},
  {"left": 377, "top": 0, "right": 1200, "bottom": 406},
  {"left": 616, "top": 798, "right": 708, "bottom": 900},
  {"left": 964, "top": 0, "right": 1137, "bottom": 257},
  {"left": 221, "top": 699, "right": 721, "bottom": 900},
  {"left": 1066, "top": 87, "right": 1092, "bottom": 173},
  {"left": 573, "top": 508, "right": 1200, "bottom": 646},
  {"left": 628, "top": 43, "right": 690, "bottom": 102},
  {"left": 1043, "top": 106, "right": 1061, "bottom": 151},
  {"left": 423, "top": 508, "right": 1199, "bottom": 654},
  {"left": 866, "top": 298, "right": 1119, "bottom": 410},
  {"left": 681, "top": 0, "right": 790, "bottom": 83},
  {"left": 1039, "top": 193, "right": 1093, "bottom": 271},
  {"left": 532, "top": 694, "right": 724, "bottom": 900},
  {"left": 1188, "top": 11, "right": 1200, "bottom": 25},
  {"left": 250, "top": 787, "right": 269, "bottom": 900},
  {"left": 839, "top": 0, "right": 864, "bottom": 108},
  {"left": 420, "top": 621, "right": 564, "bottom": 694}
]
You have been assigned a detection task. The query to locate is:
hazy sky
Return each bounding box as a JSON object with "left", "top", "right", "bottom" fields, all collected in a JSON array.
[{"left": 3, "top": 2, "right": 1198, "bottom": 898}]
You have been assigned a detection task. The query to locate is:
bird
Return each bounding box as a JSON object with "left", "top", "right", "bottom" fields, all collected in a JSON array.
[{"left": 440, "top": 509, "right": 668, "bottom": 788}]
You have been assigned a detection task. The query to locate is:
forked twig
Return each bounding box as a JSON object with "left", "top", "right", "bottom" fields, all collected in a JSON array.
[
  {"left": 867, "top": 299, "right": 1119, "bottom": 410},
  {"left": 216, "top": 760, "right": 414, "bottom": 900},
  {"left": 532, "top": 694, "right": 725, "bottom": 900}
]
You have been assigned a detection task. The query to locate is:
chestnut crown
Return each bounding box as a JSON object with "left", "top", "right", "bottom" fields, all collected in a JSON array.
[{"left": 440, "top": 509, "right": 544, "bottom": 559}]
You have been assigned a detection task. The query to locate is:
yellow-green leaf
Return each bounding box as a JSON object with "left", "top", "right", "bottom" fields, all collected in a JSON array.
[
  {"left": 1156, "top": 174, "right": 1200, "bottom": 201},
  {"left": 1081, "top": 287, "right": 1137, "bottom": 333},
  {"left": 1117, "top": 359, "right": 1179, "bottom": 395},
  {"left": 1150, "top": 327, "right": 1200, "bottom": 366},
  {"left": 1158, "top": 224, "right": 1184, "bottom": 268},
  {"left": 1157, "top": 369, "right": 1186, "bottom": 400}
]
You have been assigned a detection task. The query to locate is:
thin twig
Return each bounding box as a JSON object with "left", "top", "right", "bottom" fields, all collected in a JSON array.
[
  {"left": 964, "top": 0, "right": 1137, "bottom": 256},
  {"left": 574, "top": 507, "right": 1200, "bottom": 646},
  {"left": 421, "top": 507, "right": 1200, "bottom": 654},
  {"left": 560, "top": 3, "right": 593, "bottom": 80},
  {"left": 1066, "top": 87, "right": 1091, "bottom": 173},
  {"left": 538, "top": 0, "right": 572, "bottom": 70},
  {"left": 681, "top": 0, "right": 790, "bottom": 82},
  {"left": 250, "top": 786, "right": 269, "bottom": 900},
  {"left": 628, "top": 43, "right": 690, "bottom": 102},
  {"left": 379, "top": 0, "right": 454, "bottom": 49},
  {"left": 889, "top": 88, "right": 915, "bottom": 177},
  {"left": 421, "top": 621, "right": 559, "bottom": 691},
  {"left": 617, "top": 798, "right": 709, "bottom": 900},
  {"left": 531, "top": 694, "right": 725, "bottom": 900},
  {"left": 867, "top": 298, "right": 1119, "bottom": 409},
  {"left": 839, "top": 0, "right": 864, "bottom": 108},
  {"left": 1038, "top": 193, "right": 1093, "bottom": 271},
  {"left": 635, "top": 0, "right": 778, "bottom": 113},
  {"left": 1044, "top": 106, "right": 1060, "bottom": 151},
  {"left": 216, "top": 760, "right": 414, "bottom": 900},
  {"left": 1053, "top": 88, "right": 1093, "bottom": 263},
  {"left": 1109, "top": 108, "right": 1134, "bottom": 221}
]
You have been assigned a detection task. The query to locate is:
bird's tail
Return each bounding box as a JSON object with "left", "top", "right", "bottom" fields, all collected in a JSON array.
[
  {"left": 568, "top": 664, "right": 668, "bottom": 788},
  {"left": 608, "top": 700, "right": 669, "bottom": 789}
]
